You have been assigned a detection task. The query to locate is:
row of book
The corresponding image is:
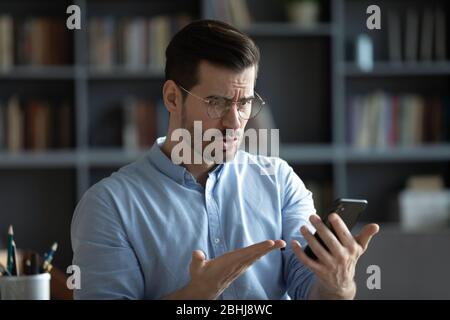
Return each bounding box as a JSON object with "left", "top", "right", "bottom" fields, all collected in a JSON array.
[
  {"left": 387, "top": 7, "right": 447, "bottom": 62},
  {"left": 207, "top": 0, "right": 322, "bottom": 29},
  {"left": 347, "top": 92, "right": 450, "bottom": 148},
  {"left": 0, "top": 96, "right": 73, "bottom": 152},
  {"left": 89, "top": 14, "right": 191, "bottom": 70},
  {"left": 0, "top": 16, "right": 71, "bottom": 68}
]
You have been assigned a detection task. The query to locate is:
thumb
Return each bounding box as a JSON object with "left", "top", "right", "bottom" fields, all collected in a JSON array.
[
  {"left": 355, "top": 223, "right": 380, "bottom": 252},
  {"left": 190, "top": 250, "right": 206, "bottom": 272}
]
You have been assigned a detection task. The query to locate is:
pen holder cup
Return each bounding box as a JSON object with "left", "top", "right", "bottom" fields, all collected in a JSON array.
[{"left": 0, "top": 273, "right": 51, "bottom": 300}]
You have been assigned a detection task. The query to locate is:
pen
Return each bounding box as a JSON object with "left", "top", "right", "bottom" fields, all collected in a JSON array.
[
  {"left": 42, "top": 242, "right": 58, "bottom": 273},
  {"left": 6, "top": 225, "right": 14, "bottom": 275}
]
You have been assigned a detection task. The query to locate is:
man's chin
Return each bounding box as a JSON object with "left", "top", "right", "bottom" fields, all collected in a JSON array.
[
  {"left": 203, "top": 148, "right": 238, "bottom": 164},
  {"left": 201, "top": 140, "right": 239, "bottom": 164}
]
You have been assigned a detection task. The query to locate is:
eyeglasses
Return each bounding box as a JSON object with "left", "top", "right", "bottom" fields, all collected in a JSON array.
[{"left": 178, "top": 85, "right": 265, "bottom": 120}]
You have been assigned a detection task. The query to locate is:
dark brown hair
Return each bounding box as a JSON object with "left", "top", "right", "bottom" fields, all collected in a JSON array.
[{"left": 165, "top": 20, "right": 260, "bottom": 93}]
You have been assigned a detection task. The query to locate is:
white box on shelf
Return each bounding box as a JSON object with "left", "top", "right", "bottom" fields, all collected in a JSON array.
[{"left": 399, "top": 190, "right": 450, "bottom": 231}]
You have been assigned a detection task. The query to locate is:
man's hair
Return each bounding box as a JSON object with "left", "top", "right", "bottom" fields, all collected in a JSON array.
[{"left": 165, "top": 20, "right": 260, "bottom": 93}]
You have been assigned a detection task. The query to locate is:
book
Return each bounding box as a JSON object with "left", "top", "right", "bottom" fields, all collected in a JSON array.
[
  {"left": 435, "top": 7, "right": 447, "bottom": 61},
  {"left": 405, "top": 9, "right": 419, "bottom": 62},
  {"left": 228, "top": 0, "right": 251, "bottom": 28},
  {"left": 6, "top": 96, "right": 23, "bottom": 152},
  {"left": 0, "top": 102, "right": 4, "bottom": 149},
  {"left": 124, "top": 18, "right": 147, "bottom": 69},
  {"left": 14, "top": 17, "right": 70, "bottom": 66},
  {"left": 347, "top": 92, "right": 444, "bottom": 148},
  {"left": 388, "top": 11, "right": 402, "bottom": 63},
  {"left": 89, "top": 17, "right": 116, "bottom": 68},
  {"left": 88, "top": 15, "right": 191, "bottom": 69},
  {"left": 122, "top": 97, "right": 157, "bottom": 151},
  {"left": 25, "top": 100, "right": 52, "bottom": 151},
  {"left": 123, "top": 96, "right": 139, "bottom": 151},
  {"left": 57, "top": 102, "right": 72, "bottom": 149},
  {"left": 420, "top": 8, "right": 434, "bottom": 62},
  {"left": 0, "top": 15, "right": 14, "bottom": 70},
  {"left": 136, "top": 100, "right": 156, "bottom": 149},
  {"left": 149, "top": 16, "right": 171, "bottom": 70}
]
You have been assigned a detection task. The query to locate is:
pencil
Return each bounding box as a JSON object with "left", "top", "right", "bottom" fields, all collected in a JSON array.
[
  {"left": 12, "top": 240, "right": 19, "bottom": 276},
  {"left": 42, "top": 242, "right": 58, "bottom": 273}
]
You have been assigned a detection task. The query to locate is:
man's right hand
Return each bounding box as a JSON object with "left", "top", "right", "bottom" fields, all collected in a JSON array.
[{"left": 163, "top": 239, "right": 286, "bottom": 300}]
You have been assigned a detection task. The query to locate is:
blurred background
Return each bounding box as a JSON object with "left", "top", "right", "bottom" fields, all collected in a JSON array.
[{"left": 0, "top": 0, "right": 449, "bottom": 299}]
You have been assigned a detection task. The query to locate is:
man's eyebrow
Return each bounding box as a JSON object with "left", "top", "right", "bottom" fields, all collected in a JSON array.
[{"left": 205, "top": 94, "right": 255, "bottom": 100}]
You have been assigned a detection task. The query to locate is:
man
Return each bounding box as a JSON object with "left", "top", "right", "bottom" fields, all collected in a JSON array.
[{"left": 71, "top": 20, "right": 379, "bottom": 300}]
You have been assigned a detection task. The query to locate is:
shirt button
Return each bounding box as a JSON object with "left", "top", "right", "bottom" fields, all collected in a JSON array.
[{"left": 214, "top": 238, "right": 220, "bottom": 244}]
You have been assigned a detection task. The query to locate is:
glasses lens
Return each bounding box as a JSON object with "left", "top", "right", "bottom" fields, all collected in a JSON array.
[
  {"left": 239, "top": 98, "right": 263, "bottom": 120},
  {"left": 207, "top": 96, "right": 265, "bottom": 120},
  {"left": 207, "top": 98, "right": 226, "bottom": 119}
]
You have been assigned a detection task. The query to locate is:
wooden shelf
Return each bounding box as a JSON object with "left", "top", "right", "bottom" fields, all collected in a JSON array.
[
  {"left": 243, "top": 23, "right": 333, "bottom": 37},
  {"left": 280, "top": 144, "right": 334, "bottom": 162},
  {"left": 342, "top": 62, "right": 450, "bottom": 77},
  {"left": 88, "top": 66, "right": 165, "bottom": 80},
  {"left": 0, "top": 66, "right": 75, "bottom": 80},
  {"left": 0, "top": 150, "right": 78, "bottom": 168},
  {"left": 344, "top": 145, "right": 450, "bottom": 162}
]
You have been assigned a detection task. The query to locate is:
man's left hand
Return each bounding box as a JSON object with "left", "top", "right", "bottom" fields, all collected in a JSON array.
[{"left": 291, "top": 213, "right": 379, "bottom": 299}]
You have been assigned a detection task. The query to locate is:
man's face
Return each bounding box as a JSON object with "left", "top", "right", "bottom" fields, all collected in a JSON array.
[{"left": 180, "top": 61, "right": 256, "bottom": 163}]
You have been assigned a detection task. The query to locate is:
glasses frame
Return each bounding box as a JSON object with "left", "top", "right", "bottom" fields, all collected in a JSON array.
[{"left": 177, "top": 84, "right": 265, "bottom": 120}]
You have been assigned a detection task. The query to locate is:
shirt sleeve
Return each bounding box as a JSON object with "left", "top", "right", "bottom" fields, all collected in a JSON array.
[
  {"left": 71, "top": 185, "right": 144, "bottom": 299},
  {"left": 279, "top": 160, "right": 317, "bottom": 300}
]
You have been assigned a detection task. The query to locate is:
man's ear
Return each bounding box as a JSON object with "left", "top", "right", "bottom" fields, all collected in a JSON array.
[{"left": 163, "top": 80, "right": 182, "bottom": 114}]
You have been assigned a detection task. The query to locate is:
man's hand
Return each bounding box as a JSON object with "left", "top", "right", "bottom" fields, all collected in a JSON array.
[
  {"left": 164, "top": 239, "right": 286, "bottom": 300},
  {"left": 291, "top": 213, "right": 379, "bottom": 299}
]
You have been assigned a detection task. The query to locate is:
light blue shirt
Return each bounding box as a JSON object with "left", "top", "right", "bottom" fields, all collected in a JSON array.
[{"left": 71, "top": 137, "right": 317, "bottom": 300}]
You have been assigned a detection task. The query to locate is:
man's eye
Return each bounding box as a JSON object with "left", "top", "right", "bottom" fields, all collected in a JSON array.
[
  {"left": 207, "top": 98, "right": 221, "bottom": 107},
  {"left": 239, "top": 99, "right": 252, "bottom": 107}
]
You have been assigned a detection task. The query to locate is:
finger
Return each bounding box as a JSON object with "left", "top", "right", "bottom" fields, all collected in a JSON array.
[
  {"left": 309, "top": 215, "right": 343, "bottom": 257},
  {"left": 327, "top": 213, "right": 354, "bottom": 247},
  {"left": 190, "top": 250, "right": 206, "bottom": 273},
  {"left": 233, "top": 240, "right": 278, "bottom": 262},
  {"left": 218, "top": 241, "right": 280, "bottom": 284},
  {"left": 300, "top": 225, "right": 333, "bottom": 265},
  {"left": 274, "top": 239, "right": 287, "bottom": 249},
  {"left": 231, "top": 241, "right": 287, "bottom": 279},
  {"left": 291, "top": 240, "right": 325, "bottom": 273},
  {"left": 225, "top": 239, "right": 286, "bottom": 274},
  {"left": 355, "top": 224, "right": 380, "bottom": 252},
  {"left": 250, "top": 239, "right": 286, "bottom": 262},
  {"left": 216, "top": 240, "right": 287, "bottom": 290}
]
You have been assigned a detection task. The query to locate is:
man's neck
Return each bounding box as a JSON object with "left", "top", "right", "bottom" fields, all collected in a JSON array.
[{"left": 161, "top": 139, "right": 216, "bottom": 187}]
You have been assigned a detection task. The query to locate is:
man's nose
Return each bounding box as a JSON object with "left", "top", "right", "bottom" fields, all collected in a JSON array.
[{"left": 221, "top": 103, "right": 241, "bottom": 129}]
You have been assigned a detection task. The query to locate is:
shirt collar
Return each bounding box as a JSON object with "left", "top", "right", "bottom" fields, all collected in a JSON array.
[{"left": 147, "top": 137, "right": 225, "bottom": 186}]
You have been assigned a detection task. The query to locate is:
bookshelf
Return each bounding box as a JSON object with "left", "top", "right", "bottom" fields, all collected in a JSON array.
[{"left": 0, "top": 0, "right": 449, "bottom": 275}]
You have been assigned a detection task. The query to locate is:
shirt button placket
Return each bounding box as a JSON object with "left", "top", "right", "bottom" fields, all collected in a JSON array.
[{"left": 205, "top": 176, "right": 223, "bottom": 258}]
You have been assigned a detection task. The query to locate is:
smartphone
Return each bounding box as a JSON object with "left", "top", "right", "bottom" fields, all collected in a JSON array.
[{"left": 303, "top": 198, "right": 368, "bottom": 260}]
